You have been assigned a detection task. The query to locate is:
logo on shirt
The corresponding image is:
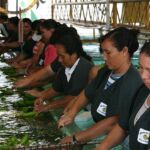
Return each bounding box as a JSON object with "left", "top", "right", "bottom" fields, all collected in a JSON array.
[
  {"left": 96, "top": 102, "right": 107, "bottom": 116},
  {"left": 137, "top": 128, "right": 150, "bottom": 145}
]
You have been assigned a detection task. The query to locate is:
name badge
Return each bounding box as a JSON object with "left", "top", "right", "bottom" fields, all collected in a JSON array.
[
  {"left": 39, "top": 59, "right": 44, "bottom": 65},
  {"left": 96, "top": 102, "right": 107, "bottom": 116},
  {"left": 137, "top": 128, "right": 150, "bottom": 145}
]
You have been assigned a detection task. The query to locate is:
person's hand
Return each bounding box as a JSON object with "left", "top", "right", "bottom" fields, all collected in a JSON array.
[
  {"left": 34, "top": 97, "right": 45, "bottom": 114},
  {"left": 14, "top": 77, "right": 30, "bottom": 88},
  {"left": 34, "top": 103, "right": 49, "bottom": 114},
  {"left": 34, "top": 97, "right": 44, "bottom": 107},
  {"left": 58, "top": 113, "right": 74, "bottom": 128},
  {"left": 60, "top": 136, "right": 73, "bottom": 144}
]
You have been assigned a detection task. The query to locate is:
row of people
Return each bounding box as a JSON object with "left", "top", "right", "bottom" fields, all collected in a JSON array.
[
  {"left": 0, "top": 15, "right": 150, "bottom": 150},
  {"left": 56, "top": 29, "right": 150, "bottom": 150},
  {"left": 17, "top": 26, "right": 150, "bottom": 150}
]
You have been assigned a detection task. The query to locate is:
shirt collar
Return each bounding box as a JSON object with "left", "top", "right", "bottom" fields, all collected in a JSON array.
[{"left": 65, "top": 58, "right": 80, "bottom": 82}]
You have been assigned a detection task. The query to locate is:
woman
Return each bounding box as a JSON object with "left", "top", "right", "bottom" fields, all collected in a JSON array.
[
  {"left": 26, "top": 19, "right": 59, "bottom": 74},
  {"left": 0, "top": 16, "right": 20, "bottom": 53},
  {"left": 33, "top": 25, "right": 93, "bottom": 114},
  {"left": 58, "top": 27, "right": 143, "bottom": 146},
  {"left": 96, "top": 42, "right": 150, "bottom": 150},
  {"left": 37, "top": 19, "right": 59, "bottom": 66},
  {"left": 6, "top": 18, "right": 34, "bottom": 65},
  {"left": 11, "top": 20, "right": 43, "bottom": 69}
]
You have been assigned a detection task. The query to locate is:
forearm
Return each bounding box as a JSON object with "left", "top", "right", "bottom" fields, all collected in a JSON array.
[
  {"left": 3, "top": 41, "right": 20, "bottom": 48},
  {"left": 30, "top": 65, "right": 54, "bottom": 83},
  {"left": 41, "top": 88, "right": 59, "bottom": 100},
  {"left": 96, "top": 124, "right": 127, "bottom": 150},
  {"left": 19, "top": 58, "right": 32, "bottom": 66},
  {"left": 58, "top": 90, "right": 88, "bottom": 127},
  {"left": 46, "top": 95, "right": 75, "bottom": 110},
  {"left": 69, "top": 90, "right": 88, "bottom": 117},
  {"left": 63, "top": 97, "right": 77, "bottom": 113},
  {"left": 75, "top": 116, "right": 118, "bottom": 142},
  {"left": 15, "top": 53, "right": 27, "bottom": 63}
]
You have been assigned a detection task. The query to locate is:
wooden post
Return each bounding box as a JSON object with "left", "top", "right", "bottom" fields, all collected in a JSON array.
[
  {"left": 18, "top": 8, "right": 23, "bottom": 44},
  {"left": 70, "top": 0, "right": 73, "bottom": 21},
  {"left": 106, "top": 0, "right": 110, "bottom": 30},
  {"left": 51, "top": 0, "right": 54, "bottom": 19},
  {"left": 112, "top": 2, "right": 117, "bottom": 27}
]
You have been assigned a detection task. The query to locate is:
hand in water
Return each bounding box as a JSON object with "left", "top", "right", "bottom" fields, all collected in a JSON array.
[{"left": 58, "top": 113, "right": 74, "bottom": 128}]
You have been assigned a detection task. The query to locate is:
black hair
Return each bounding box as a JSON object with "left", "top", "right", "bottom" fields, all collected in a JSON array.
[
  {"left": 99, "top": 27, "right": 139, "bottom": 58},
  {"left": 140, "top": 41, "right": 150, "bottom": 57},
  {"left": 0, "top": 13, "right": 8, "bottom": 20},
  {"left": 8, "top": 16, "right": 19, "bottom": 26},
  {"left": 23, "top": 18, "right": 32, "bottom": 27},
  {"left": 31, "top": 20, "right": 41, "bottom": 34},
  {"left": 51, "top": 24, "right": 92, "bottom": 62},
  {"left": 40, "top": 19, "right": 60, "bottom": 30}
]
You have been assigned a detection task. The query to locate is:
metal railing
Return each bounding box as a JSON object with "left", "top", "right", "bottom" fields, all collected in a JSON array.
[{"left": 51, "top": 0, "right": 150, "bottom": 32}]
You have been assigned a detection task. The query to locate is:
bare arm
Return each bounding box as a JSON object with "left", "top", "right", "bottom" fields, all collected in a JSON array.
[
  {"left": 60, "top": 116, "right": 118, "bottom": 144},
  {"left": 28, "top": 65, "right": 54, "bottom": 82},
  {"left": 14, "top": 65, "right": 54, "bottom": 88},
  {"left": 58, "top": 90, "right": 88, "bottom": 127},
  {"left": 63, "top": 96, "right": 78, "bottom": 114},
  {"left": 35, "top": 95, "right": 76, "bottom": 113},
  {"left": 34, "top": 87, "right": 59, "bottom": 113},
  {"left": 1, "top": 41, "right": 20, "bottom": 48},
  {"left": 34, "top": 88, "right": 59, "bottom": 108},
  {"left": 49, "top": 95, "right": 75, "bottom": 109},
  {"left": 95, "top": 124, "right": 127, "bottom": 150},
  {"left": 40, "top": 87, "right": 59, "bottom": 100},
  {"left": 75, "top": 116, "right": 118, "bottom": 142}
]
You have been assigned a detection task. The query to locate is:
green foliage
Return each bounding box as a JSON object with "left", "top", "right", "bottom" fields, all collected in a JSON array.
[
  {"left": 17, "top": 111, "right": 36, "bottom": 119},
  {"left": 13, "top": 99, "right": 34, "bottom": 108},
  {"left": 6, "top": 136, "right": 18, "bottom": 146},
  {"left": 0, "top": 66, "right": 17, "bottom": 77},
  {"left": 0, "top": 88, "right": 15, "bottom": 96},
  {"left": 20, "top": 134, "right": 29, "bottom": 146}
]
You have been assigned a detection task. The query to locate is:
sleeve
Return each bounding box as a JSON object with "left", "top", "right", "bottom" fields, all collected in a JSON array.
[
  {"left": 84, "top": 68, "right": 105, "bottom": 102},
  {"left": 44, "top": 45, "right": 57, "bottom": 66},
  {"left": 84, "top": 77, "right": 98, "bottom": 101},
  {"left": 118, "top": 70, "right": 143, "bottom": 130},
  {"left": 50, "top": 57, "right": 62, "bottom": 73},
  {"left": 22, "top": 39, "right": 36, "bottom": 57},
  {"left": 52, "top": 69, "right": 64, "bottom": 93}
]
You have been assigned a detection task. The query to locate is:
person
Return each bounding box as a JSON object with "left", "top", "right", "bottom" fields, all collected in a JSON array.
[
  {"left": 38, "top": 19, "right": 58, "bottom": 66},
  {"left": 25, "top": 19, "right": 59, "bottom": 74},
  {"left": 0, "top": 16, "right": 20, "bottom": 53},
  {"left": 10, "top": 19, "right": 43, "bottom": 69},
  {"left": 0, "top": 13, "right": 8, "bottom": 38},
  {"left": 0, "top": 17, "right": 34, "bottom": 58},
  {"left": 33, "top": 25, "right": 93, "bottom": 114},
  {"left": 95, "top": 41, "right": 150, "bottom": 150},
  {"left": 8, "top": 18, "right": 34, "bottom": 65},
  {"left": 58, "top": 27, "right": 143, "bottom": 146}
]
